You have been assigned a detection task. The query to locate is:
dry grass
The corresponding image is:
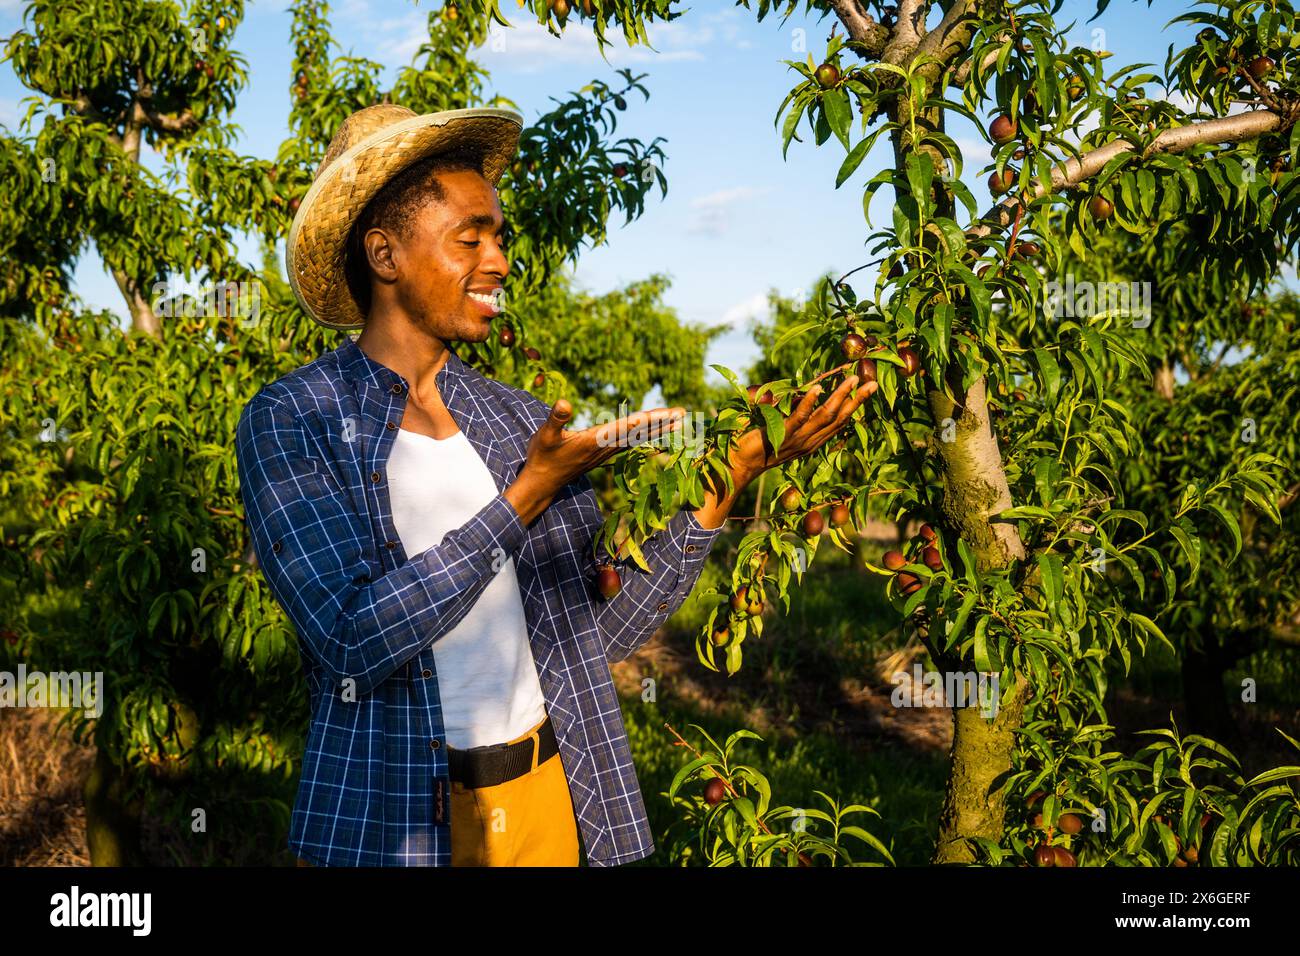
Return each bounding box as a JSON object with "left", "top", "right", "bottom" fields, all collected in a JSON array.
[{"left": 0, "top": 705, "right": 94, "bottom": 866}]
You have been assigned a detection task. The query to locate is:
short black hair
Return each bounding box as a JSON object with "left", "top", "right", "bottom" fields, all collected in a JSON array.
[{"left": 342, "top": 149, "right": 486, "bottom": 317}]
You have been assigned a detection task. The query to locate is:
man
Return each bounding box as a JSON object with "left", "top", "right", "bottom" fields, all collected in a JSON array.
[{"left": 235, "top": 104, "right": 875, "bottom": 867}]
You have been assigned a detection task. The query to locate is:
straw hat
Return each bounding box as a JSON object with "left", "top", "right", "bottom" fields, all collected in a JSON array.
[{"left": 286, "top": 104, "right": 524, "bottom": 331}]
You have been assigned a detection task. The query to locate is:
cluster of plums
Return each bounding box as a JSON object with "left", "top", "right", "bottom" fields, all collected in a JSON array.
[
  {"left": 496, "top": 323, "right": 546, "bottom": 388},
  {"left": 881, "top": 523, "right": 941, "bottom": 596},
  {"left": 984, "top": 112, "right": 1116, "bottom": 226},
  {"left": 709, "top": 584, "right": 766, "bottom": 646},
  {"left": 777, "top": 486, "right": 853, "bottom": 539},
  {"left": 1026, "top": 792, "right": 1082, "bottom": 867},
  {"left": 1142, "top": 803, "right": 1213, "bottom": 867},
  {"left": 546, "top": 0, "right": 600, "bottom": 23},
  {"left": 840, "top": 332, "right": 920, "bottom": 379}
]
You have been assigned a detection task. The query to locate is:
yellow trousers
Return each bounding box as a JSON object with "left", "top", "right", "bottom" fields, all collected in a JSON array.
[
  {"left": 450, "top": 714, "right": 582, "bottom": 867},
  {"left": 295, "top": 714, "right": 580, "bottom": 867}
]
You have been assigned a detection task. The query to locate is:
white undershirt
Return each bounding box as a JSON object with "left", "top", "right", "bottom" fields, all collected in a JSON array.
[{"left": 386, "top": 427, "right": 547, "bottom": 750}]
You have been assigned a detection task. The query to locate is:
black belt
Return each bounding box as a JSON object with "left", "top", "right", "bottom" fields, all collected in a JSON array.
[{"left": 447, "top": 715, "right": 558, "bottom": 789}]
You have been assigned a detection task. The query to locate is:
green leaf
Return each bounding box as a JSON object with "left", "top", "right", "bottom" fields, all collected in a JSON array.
[
  {"left": 1243, "top": 766, "right": 1300, "bottom": 787},
  {"left": 972, "top": 615, "right": 994, "bottom": 672},
  {"left": 1202, "top": 501, "right": 1242, "bottom": 558},
  {"left": 710, "top": 363, "right": 753, "bottom": 405},
  {"left": 1169, "top": 524, "right": 1201, "bottom": 581},
  {"left": 1033, "top": 347, "right": 1061, "bottom": 403},
  {"left": 624, "top": 534, "right": 651, "bottom": 574},
  {"left": 822, "top": 88, "right": 853, "bottom": 151},
  {"left": 1037, "top": 553, "right": 1064, "bottom": 607},
  {"left": 948, "top": 591, "right": 978, "bottom": 646},
  {"left": 836, "top": 135, "right": 873, "bottom": 188},
  {"left": 905, "top": 152, "right": 934, "bottom": 207},
  {"left": 1129, "top": 613, "right": 1175, "bottom": 656},
  {"left": 756, "top": 402, "right": 785, "bottom": 456},
  {"left": 667, "top": 755, "right": 714, "bottom": 798}
]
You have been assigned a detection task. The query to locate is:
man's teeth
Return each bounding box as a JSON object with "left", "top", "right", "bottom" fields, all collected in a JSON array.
[{"left": 469, "top": 291, "right": 500, "bottom": 307}]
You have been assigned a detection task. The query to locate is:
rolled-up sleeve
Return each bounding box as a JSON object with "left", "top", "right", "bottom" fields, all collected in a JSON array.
[
  {"left": 236, "top": 393, "right": 527, "bottom": 696},
  {"left": 573, "top": 476, "right": 725, "bottom": 663}
]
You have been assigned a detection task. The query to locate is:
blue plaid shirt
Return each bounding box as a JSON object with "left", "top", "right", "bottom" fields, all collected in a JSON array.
[{"left": 235, "top": 335, "right": 723, "bottom": 866}]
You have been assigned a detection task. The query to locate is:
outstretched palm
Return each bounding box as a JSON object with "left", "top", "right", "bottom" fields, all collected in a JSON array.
[{"left": 732, "top": 373, "right": 877, "bottom": 478}]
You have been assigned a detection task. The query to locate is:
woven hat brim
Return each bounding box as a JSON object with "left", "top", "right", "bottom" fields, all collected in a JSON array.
[{"left": 287, "top": 108, "right": 523, "bottom": 332}]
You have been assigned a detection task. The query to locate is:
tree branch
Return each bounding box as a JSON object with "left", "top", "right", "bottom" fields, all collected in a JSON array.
[
  {"left": 967, "top": 108, "right": 1291, "bottom": 241},
  {"left": 143, "top": 107, "right": 199, "bottom": 134},
  {"left": 911, "top": 0, "right": 979, "bottom": 71},
  {"left": 66, "top": 91, "right": 124, "bottom": 149},
  {"left": 829, "top": 0, "right": 890, "bottom": 54},
  {"left": 883, "top": 0, "right": 929, "bottom": 64},
  {"left": 1279, "top": 481, "right": 1300, "bottom": 512},
  {"left": 1208, "top": 340, "right": 1233, "bottom": 374},
  {"left": 110, "top": 267, "right": 162, "bottom": 338},
  {"left": 1269, "top": 624, "right": 1300, "bottom": 647},
  {"left": 135, "top": 71, "right": 199, "bottom": 136}
]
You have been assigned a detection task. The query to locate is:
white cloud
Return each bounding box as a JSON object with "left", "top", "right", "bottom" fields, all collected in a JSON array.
[
  {"left": 299, "top": 1, "right": 731, "bottom": 74},
  {"left": 328, "top": 0, "right": 428, "bottom": 64},
  {"left": 686, "top": 185, "right": 766, "bottom": 237},
  {"left": 719, "top": 290, "right": 771, "bottom": 328},
  {"left": 1158, "top": 87, "right": 1198, "bottom": 114},
  {"left": 374, "top": 13, "right": 436, "bottom": 64},
  {"left": 951, "top": 136, "right": 990, "bottom": 167},
  {"left": 471, "top": 8, "right": 725, "bottom": 73}
]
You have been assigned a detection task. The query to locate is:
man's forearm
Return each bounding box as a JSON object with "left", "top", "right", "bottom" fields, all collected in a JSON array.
[
  {"left": 692, "top": 462, "right": 762, "bottom": 531},
  {"left": 504, "top": 467, "right": 554, "bottom": 526}
]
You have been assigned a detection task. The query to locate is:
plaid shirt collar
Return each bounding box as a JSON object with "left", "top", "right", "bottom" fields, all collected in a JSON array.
[
  {"left": 336, "top": 334, "right": 520, "bottom": 479},
  {"left": 338, "top": 333, "right": 469, "bottom": 404}
]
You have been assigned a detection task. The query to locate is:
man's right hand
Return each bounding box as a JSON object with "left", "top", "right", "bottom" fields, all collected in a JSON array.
[{"left": 503, "top": 398, "right": 685, "bottom": 526}]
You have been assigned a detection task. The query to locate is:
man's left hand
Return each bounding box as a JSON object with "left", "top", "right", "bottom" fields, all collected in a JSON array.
[{"left": 731, "top": 372, "right": 877, "bottom": 480}]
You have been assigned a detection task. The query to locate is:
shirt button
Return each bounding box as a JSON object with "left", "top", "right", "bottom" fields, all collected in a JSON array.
[
  {"left": 371, "top": 471, "right": 381, "bottom": 483},
  {"left": 685, "top": 545, "right": 697, "bottom": 554},
  {"left": 422, "top": 669, "right": 432, "bottom": 679},
  {"left": 272, "top": 540, "right": 282, "bottom": 554},
  {"left": 429, "top": 739, "right": 441, "bottom": 750},
  {"left": 386, "top": 421, "right": 397, "bottom": 430},
  {"left": 390, "top": 382, "right": 405, "bottom": 395},
  {"left": 386, "top": 540, "right": 397, "bottom": 550},
  {"left": 658, "top": 602, "right": 669, "bottom": 612}
]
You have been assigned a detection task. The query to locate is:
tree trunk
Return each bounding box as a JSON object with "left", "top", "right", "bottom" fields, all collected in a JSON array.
[
  {"left": 111, "top": 267, "right": 161, "bottom": 338},
  {"left": 1154, "top": 361, "right": 1175, "bottom": 401},
  {"left": 928, "top": 378, "right": 1027, "bottom": 568},
  {"left": 925, "top": 378, "right": 1033, "bottom": 862},
  {"left": 83, "top": 748, "right": 144, "bottom": 866},
  {"left": 933, "top": 674, "right": 1032, "bottom": 863},
  {"left": 882, "top": 26, "right": 1031, "bottom": 865}
]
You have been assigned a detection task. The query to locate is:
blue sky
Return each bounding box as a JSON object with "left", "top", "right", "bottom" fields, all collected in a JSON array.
[{"left": 0, "top": 0, "right": 1230, "bottom": 391}]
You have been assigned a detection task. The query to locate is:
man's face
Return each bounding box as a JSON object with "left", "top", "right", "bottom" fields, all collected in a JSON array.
[{"left": 385, "top": 168, "right": 508, "bottom": 344}]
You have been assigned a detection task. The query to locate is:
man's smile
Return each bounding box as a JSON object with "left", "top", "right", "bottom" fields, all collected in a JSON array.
[{"left": 467, "top": 288, "right": 503, "bottom": 316}]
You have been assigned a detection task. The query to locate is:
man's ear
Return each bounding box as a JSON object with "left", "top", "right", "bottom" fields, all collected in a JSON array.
[{"left": 365, "top": 227, "right": 398, "bottom": 284}]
